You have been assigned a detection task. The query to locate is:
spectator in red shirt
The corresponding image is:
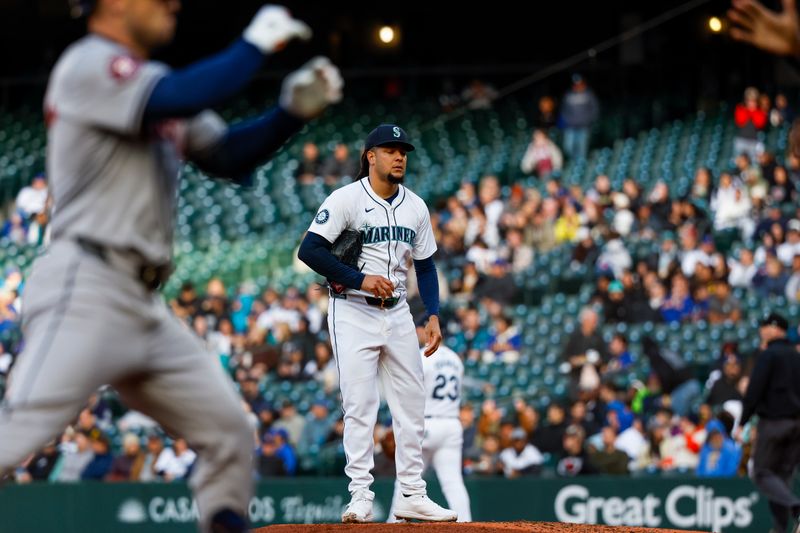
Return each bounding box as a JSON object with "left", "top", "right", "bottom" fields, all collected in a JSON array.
[{"left": 734, "top": 87, "right": 767, "bottom": 161}]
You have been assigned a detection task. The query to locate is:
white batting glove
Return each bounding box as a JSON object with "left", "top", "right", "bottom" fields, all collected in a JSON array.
[
  {"left": 280, "top": 57, "right": 344, "bottom": 120},
  {"left": 243, "top": 5, "right": 312, "bottom": 54}
]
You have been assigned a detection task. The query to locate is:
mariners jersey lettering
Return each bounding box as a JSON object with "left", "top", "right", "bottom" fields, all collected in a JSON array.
[
  {"left": 361, "top": 225, "right": 416, "bottom": 246},
  {"left": 422, "top": 345, "right": 463, "bottom": 419},
  {"left": 308, "top": 177, "right": 437, "bottom": 297},
  {"left": 44, "top": 35, "right": 227, "bottom": 264}
]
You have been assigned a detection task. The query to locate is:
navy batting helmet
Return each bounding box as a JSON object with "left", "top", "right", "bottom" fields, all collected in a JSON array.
[{"left": 68, "top": 0, "right": 95, "bottom": 18}]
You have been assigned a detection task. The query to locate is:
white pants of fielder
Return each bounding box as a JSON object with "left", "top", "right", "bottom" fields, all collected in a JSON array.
[
  {"left": 388, "top": 418, "right": 472, "bottom": 522},
  {"left": 327, "top": 293, "right": 426, "bottom": 500},
  {"left": 0, "top": 240, "right": 253, "bottom": 532}
]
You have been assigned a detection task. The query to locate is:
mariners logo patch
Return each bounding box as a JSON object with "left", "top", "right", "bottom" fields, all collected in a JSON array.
[{"left": 315, "top": 209, "right": 330, "bottom": 224}]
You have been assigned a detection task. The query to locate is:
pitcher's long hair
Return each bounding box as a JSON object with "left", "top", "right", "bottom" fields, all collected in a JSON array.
[{"left": 357, "top": 148, "right": 370, "bottom": 179}]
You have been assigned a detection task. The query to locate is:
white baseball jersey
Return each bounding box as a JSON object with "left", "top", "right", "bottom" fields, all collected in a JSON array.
[
  {"left": 423, "top": 345, "right": 463, "bottom": 419},
  {"left": 307, "top": 177, "right": 437, "bottom": 297}
]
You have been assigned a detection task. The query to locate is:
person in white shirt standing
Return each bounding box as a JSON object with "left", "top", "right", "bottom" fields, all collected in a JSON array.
[
  {"left": 499, "top": 427, "right": 544, "bottom": 478},
  {"left": 777, "top": 219, "right": 800, "bottom": 267},
  {"left": 155, "top": 437, "right": 197, "bottom": 482},
  {"left": 14, "top": 174, "right": 49, "bottom": 220}
]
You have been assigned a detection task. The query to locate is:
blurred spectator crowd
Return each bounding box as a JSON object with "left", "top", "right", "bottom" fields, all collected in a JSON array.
[{"left": 3, "top": 84, "right": 800, "bottom": 484}]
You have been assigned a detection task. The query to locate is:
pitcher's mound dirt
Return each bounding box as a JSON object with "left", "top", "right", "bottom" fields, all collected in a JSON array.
[{"left": 255, "top": 522, "right": 706, "bottom": 532}]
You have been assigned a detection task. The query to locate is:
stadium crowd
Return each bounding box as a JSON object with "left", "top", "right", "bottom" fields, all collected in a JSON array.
[{"left": 2, "top": 85, "right": 800, "bottom": 484}]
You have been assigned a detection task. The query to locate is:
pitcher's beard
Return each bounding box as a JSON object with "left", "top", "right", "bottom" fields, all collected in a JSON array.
[{"left": 388, "top": 175, "right": 405, "bottom": 184}]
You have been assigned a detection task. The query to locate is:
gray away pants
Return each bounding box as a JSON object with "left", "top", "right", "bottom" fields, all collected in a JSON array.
[{"left": 0, "top": 240, "right": 253, "bottom": 532}]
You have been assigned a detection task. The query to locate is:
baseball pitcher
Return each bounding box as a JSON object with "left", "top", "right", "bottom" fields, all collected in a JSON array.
[{"left": 298, "top": 124, "right": 457, "bottom": 523}]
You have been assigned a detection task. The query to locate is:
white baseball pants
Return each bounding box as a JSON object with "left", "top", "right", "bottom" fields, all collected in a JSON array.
[{"left": 328, "top": 294, "right": 426, "bottom": 500}]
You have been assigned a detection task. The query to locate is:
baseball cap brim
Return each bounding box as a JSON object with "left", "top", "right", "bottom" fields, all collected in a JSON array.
[{"left": 367, "top": 140, "right": 415, "bottom": 152}]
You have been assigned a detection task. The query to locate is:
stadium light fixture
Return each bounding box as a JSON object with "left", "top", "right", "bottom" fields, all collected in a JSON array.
[{"left": 379, "top": 25, "right": 396, "bottom": 44}]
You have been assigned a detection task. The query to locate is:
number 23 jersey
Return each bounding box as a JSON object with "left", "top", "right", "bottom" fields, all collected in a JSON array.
[{"left": 423, "top": 345, "right": 463, "bottom": 419}]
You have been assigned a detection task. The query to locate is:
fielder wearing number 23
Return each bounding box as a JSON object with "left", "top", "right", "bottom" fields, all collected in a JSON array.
[{"left": 298, "top": 124, "right": 457, "bottom": 523}]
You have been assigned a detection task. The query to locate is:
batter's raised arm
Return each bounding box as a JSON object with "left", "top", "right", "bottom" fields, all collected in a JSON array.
[
  {"left": 144, "top": 5, "right": 311, "bottom": 120},
  {"left": 188, "top": 56, "right": 343, "bottom": 183},
  {"left": 141, "top": 5, "right": 344, "bottom": 184}
]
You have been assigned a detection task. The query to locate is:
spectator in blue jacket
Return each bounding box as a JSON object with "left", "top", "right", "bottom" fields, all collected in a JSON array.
[
  {"left": 80, "top": 430, "right": 114, "bottom": 481},
  {"left": 560, "top": 74, "right": 600, "bottom": 160},
  {"left": 696, "top": 419, "right": 741, "bottom": 477},
  {"left": 752, "top": 255, "right": 789, "bottom": 298},
  {"left": 297, "top": 400, "right": 333, "bottom": 457},
  {"left": 270, "top": 428, "right": 298, "bottom": 476}
]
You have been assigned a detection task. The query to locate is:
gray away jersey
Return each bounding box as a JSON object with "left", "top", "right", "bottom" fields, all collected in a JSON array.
[{"left": 44, "top": 35, "right": 227, "bottom": 265}]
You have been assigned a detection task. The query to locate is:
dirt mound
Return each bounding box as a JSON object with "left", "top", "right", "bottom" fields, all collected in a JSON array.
[{"left": 254, "top": 521, "right": 706, "bottom": 532}]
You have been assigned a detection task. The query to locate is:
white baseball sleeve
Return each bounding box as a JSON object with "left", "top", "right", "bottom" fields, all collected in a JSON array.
[{"left": 307, "top": 189, "right": 351, "bottom": 243}]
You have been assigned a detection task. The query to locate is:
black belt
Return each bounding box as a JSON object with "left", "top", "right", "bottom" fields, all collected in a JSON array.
[
  {"left": 425, "top": 415, "right": 459, "bottom": 419},
  {"left": 77, "top": 238, "right": 172, "bottom": 291},
  {"left": 329, "top": 290, "right": 399, "bottom": 309},
  {"left": 364, "top": 296, "right": 399, "bottom": 309}
]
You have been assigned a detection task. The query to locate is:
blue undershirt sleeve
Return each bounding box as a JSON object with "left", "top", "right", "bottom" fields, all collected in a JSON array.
[
  {"left": 298, "top": 232, "right": 366, "bottom": 290},
  {"left": 413, "top": 255, "right": 440, "bottom": 318},
  {"left": 144, "top": 39, "right": 264, "bottom": 120},
  {"left": 193, "top": 107, "right": 304, "bottom": 183}
]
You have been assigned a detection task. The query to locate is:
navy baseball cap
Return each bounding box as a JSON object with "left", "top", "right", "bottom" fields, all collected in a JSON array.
[
  {"left": 364, "top": 124, "right": 415, "bottom": 152},
  {"left": 761, "top": 312, "right": 789, "bottom": 331}
]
